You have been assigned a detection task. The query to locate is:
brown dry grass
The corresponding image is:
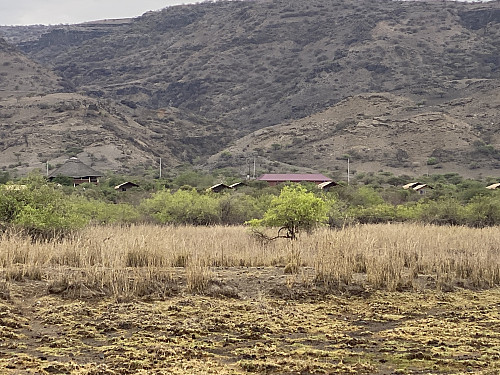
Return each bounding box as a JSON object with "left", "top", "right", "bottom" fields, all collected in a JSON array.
[
  {"left": 1, "top": 224, "right": 500, "bottom": 374},
  {"left": 0, "top": 223, "right": 499, "bottom": 298}
]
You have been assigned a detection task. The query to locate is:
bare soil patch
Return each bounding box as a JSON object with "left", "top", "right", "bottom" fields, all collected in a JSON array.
[{"left": 1, "top": 267, "right": 500, "bottom": 374}]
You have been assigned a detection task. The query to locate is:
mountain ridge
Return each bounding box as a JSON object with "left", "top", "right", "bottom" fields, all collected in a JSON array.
[{"left": 0, "top": 0, "right": 499, "bottom": 178}]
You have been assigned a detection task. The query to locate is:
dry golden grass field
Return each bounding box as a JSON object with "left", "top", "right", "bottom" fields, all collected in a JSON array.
[{"left": 0, "top": 224, "right": 499, "bottom": 374}]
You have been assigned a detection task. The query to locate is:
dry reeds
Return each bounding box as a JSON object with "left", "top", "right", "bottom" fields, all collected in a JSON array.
[
  {"left": 0, "top": 223, "right": 498, "bottom": 297},
  {"left": 312, "top": 224, "right": 500, "bottom": 291}
]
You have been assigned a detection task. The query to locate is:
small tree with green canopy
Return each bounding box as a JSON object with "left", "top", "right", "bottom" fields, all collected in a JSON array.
[{"left": 246, "top": 185, "right": 327, "bottom": 240}]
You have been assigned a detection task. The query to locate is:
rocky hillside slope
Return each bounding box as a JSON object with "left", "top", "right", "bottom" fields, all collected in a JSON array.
[
  {"left": 208, "top": 90, "right": 500, "bottom": 179},
  {"left": 0, "top": 0, "right": 499, "bottom": 178},
  {"left": 0, "top": 37, "right": 66, "bottom": 98},
  {"left": 0, "top": 37, "right": 230, "bottom": 176},
  {"left": 9, "top": 0, "right": 499, "bottom": 131}
]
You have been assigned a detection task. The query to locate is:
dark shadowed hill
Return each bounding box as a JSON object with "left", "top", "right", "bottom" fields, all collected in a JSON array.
[
  {"left": 0, "top": 0, "right": 499, "bottom": 178},
  {"left": 0, "top": 37, "right": 231, "bottom": 176}
]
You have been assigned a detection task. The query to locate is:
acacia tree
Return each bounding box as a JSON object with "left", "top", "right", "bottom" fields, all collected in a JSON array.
[{"left": 247, "top": 185, "right": 327, "bottom": 240}]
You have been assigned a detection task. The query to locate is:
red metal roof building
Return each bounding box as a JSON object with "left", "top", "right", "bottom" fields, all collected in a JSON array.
[{"left": 258, "top": 173, "right": 331, "bottom": 186}]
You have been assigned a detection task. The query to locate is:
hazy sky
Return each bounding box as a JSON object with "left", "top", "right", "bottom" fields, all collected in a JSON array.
[
  {"left": 0, "top": 0, "right": 200, "bottom": 26},
  {"left": 1, "top": 0, "right": 490, "bottom": 26}
]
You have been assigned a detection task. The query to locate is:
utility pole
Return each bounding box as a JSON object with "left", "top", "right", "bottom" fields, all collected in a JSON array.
[
  {"left": 347, "top": 158, "right": 350, "bottom": 185},
  {"left": 46, "top": 161, "right": 49, "bottom": 177},
  {"left": 253, "top": 156, "right": 256, "bottom": 179},
  {"left": 159, "top": 157, "right": 162, "bottom": 179}
]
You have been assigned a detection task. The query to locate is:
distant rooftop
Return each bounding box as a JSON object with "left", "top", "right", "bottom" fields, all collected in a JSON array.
[
  {"left": 258, "top": 174, "right": 331, "bottom": 182},
  {"left": 318, "top": 181, "right": 338, "bottom": 189},
  {"left": 486, "top": 183, "right": 500, "bottom": 190},
  {"left": 48, "top": 157, "right": 102, "bottom": 178},
  {"left": 403, "top": 182, "right": 433, "bottom": 191}
]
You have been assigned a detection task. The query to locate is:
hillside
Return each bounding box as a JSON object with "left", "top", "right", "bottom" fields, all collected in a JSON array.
[
  {"left": 208, "top": 91, "right": 500, "bottom": 179},
  {"left": 0, "top": 37, "right": 231, "bottom": 176},
  {"left": 0, "top": 0, "right": 499, "bottom": 178},
  {"left": 0, "top": 91, "right": 228, "bottom": 174},
  {"left": 0, "top": 37, "right": 66, "bottom": 98},
  {"left": 8, "top": 0, "right": 499, "bottom": 130}
]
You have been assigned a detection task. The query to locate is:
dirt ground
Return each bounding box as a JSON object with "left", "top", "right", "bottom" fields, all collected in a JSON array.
[{"left": 1, "top": 267, "right": 500, "bottom": 374}]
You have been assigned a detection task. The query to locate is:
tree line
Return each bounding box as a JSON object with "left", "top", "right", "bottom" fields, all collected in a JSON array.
[{"left": 0, "top": 171, "right": 499, "bottom": 239}]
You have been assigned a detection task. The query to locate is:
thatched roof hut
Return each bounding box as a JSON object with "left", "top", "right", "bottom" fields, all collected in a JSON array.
[{"left": 48, "top": 157, "right": 102, "bottom": 186}]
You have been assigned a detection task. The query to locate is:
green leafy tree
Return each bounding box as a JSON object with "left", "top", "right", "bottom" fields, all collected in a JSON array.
[{"left": 246, "top": 185, "right": 327, "bottom": 240}]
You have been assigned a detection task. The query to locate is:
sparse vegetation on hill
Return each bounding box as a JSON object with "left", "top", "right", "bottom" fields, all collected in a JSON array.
[
  {"left": 208, "top": 92, "right": 500, "bottom": 177},
  {"left": 9, "top": 0, "right": 500, "bottom": 130},
  {"left": 0, "top": 0, "right": 499, "bottom": 177}
]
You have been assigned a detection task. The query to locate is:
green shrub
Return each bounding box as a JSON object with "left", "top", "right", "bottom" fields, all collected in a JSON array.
[
  {"left": 0, "top": 179, "right": 87, "bottom": 238},
  {"left": 463, "top": 195, "right": 500, "bottom": 227},
  {"left": 218, "top": 193, "right": 264, "bottom": 225},
  {"left": 172, "top": 170, "right": 215, "bottom": 189},
  {"left": 141, "top": 189, "right": 220, "bottom": 225},
  {"left": 349, "top": 203, "right": 396, "bottom": 224},
  {"left": 246, "top": 185, "right": 327, "bottom": 239},
  {"left": 427, "top": 157, "right": 438, "bottom": 165},
  {"left": 417, "top": 198, "right": 466, "bottom": 225},
  {"left": 50, "top": 175, "right": 74, "bottom": 186},
  {"left": 349, "top": 186, "right": 385, "bottom": 207},
  {"left": 0, "top": 172, "right": 10, "bottom": 185},
  {"left": 395, "top": 202, "right": 426, "bottom": 221},
  {"left": 71, "top": 197, "right": 140, "bottom": 225}
]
